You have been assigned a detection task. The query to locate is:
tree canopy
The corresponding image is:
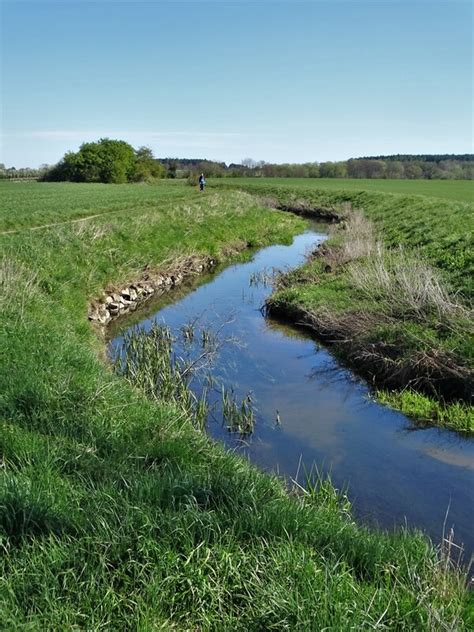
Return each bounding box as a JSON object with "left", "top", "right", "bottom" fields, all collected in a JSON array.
[{"left": 43, "top": 139, "right": 166, "bottom": 183}]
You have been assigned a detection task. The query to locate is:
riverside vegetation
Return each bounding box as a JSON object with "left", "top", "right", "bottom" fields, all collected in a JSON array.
[
  {"left": 216, "top": 179, "right": 474, "bottom": 432},
  {"left": 1, "top": 179, "right": 473, "bottom": 629}
]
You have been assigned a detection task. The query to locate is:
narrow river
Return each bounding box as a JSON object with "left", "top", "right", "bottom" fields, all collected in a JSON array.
[{"left": 108, "top": 222, "right": 474, "bottom": 562}]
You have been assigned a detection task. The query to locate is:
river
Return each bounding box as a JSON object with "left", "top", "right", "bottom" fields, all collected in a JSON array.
[{"left": 108, "top": 222, "right": 474, "bottom": 564}]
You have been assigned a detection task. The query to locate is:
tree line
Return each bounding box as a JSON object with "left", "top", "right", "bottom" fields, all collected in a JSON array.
[
  {"left": 1, "top": 141, "right": 472, "bottom": 181},
  {"left": 205, "top": 155, "right": 473, "bottom": 179}
]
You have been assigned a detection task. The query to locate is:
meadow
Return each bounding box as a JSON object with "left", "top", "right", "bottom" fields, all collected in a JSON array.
[
  {"left": 1, "top": 180, "right": 471, "bottom": 628},
  {"left": 0, "top": 180, "right": 188, "bottom": 231},
  {"left": 223, "top": 177, "right": 474, "bottom": 203}
]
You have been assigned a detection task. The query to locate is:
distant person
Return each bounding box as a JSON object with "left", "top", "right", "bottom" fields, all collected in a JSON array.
[{"left": 199, "top": 173, "right": 206, "bottom": 192}]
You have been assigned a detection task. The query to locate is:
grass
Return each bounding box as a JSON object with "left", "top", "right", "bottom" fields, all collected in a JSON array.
[
  {"left": 215, "top": 179, "right": 473, "bottom": 431},
  {"left": 0, "top": 179, "right": 189, "bottom": 231},
  {"left": 1, "top": 180, "right": 471, "bottom": 628},
  {"left": 377, "top": 390, "right": 474, "bottom": 430},
  {"left": 218, "top": 176, "right": 474, "bottom": 203},
  {"left": 214, "top": 180, "right": 473, "bottom": 298}
]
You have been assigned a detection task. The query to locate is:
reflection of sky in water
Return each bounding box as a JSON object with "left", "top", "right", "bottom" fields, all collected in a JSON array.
[{"left": 109, "top": 226, "right": 474, "bottom": 563}]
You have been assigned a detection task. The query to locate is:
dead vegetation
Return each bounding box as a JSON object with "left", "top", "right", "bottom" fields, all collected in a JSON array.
[
  {"left": 292, "top": 305, "right": 473, "bottom": 401},
  {"left": 258, "top": 194, "right": 347, "bottom": 222},
  {"left": 348, "top": 247, "right": 471, "bottom": 325}
]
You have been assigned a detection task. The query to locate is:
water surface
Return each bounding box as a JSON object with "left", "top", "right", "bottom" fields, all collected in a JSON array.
[{"left": 109, "top": 224, "right": 474, "bottom": 562}]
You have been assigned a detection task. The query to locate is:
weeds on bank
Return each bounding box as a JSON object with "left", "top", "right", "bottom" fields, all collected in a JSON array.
[{"left": 377, "top": 390, "right": 474, "bottom": 432}]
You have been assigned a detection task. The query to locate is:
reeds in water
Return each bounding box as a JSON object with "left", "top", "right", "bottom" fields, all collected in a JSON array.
[
  {"left": 221, "top": 386, "right": 255, "bottom": 435},
  {"left": 115, "top": 321, "right": 256, "bottom": 435},
  {"left": 115, "top": 323, "right": 210, "bottom": 430}
]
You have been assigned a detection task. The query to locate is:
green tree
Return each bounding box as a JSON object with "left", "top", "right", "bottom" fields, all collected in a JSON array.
[
  {"left": 44, "top": 138, "right": 136, "bottom": 183},
  {"left": 132, "top": 146, "right": 167, "bottom": 181}
]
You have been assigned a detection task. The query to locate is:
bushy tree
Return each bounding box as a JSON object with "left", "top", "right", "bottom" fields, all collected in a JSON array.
[
  {"left": 44, "top": 139, "right": 137, "bottom": 183},
  {"left": 131, "top": 146, "right": 167, "bottom": 181}
]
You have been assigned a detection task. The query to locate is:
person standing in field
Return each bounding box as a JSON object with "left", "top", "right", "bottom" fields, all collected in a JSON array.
[{"left": 199, "top": 173, "right": 206, "bottom": 192}]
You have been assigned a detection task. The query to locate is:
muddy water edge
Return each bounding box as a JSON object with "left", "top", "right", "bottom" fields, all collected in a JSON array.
[{"left": 107, "top": 220, "right": 474, "bottom": 565}]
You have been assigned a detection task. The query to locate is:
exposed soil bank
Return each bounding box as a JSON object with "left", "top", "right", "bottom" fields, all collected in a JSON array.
[
  {"left": 274, "top": 203, "right": 342, "bottom": 222},
  {"left": 266, "top": 298, "right": 473, "bottom": 408},
  {"left": 258, "top": 195, "right": 345, "bottom": 223}
]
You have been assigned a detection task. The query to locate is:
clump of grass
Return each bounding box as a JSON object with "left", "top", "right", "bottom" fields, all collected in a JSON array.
[
  {"left": 327, "top": 209, "right": 378, "bottom": 266},
  {"left": 348, "top": 246, "right": 471, "bottom": 325},
  {"left": 221, "top": 386, "right": 255, "bottom": 435},
  {"left": 378, "top": 389, "right": 474, "bottom": 432},
  {"left": 0, "top": 257, "right": 38, "bottom": 312}
]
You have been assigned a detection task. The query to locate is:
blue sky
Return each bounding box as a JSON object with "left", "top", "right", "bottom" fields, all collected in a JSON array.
[{"left": 1, "top": 0, "right": 472, "bottom": 167}]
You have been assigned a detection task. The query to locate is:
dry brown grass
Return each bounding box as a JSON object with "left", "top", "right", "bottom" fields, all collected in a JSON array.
[
  {"left": 348, "top": 247, "right": 471, "bottom": 325},
  {"left": 319, "top": 210, "right": 379, "bottom": 270}
]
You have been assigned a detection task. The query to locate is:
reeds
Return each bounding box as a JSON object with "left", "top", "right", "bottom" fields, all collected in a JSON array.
[
  {"left": 221, "top": 386, "right": 255, "bottom": 435},
  {"left": 115, "top": 323, "right": 211, "bottom": 430},
  {"left": 115, "top": 321, "right": 256, "bottom": 435}
]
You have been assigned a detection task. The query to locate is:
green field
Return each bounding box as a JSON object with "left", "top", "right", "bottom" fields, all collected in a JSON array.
[
  {"left": 2, "top": 180, "right": 471, "bottom": 628},
  {"left": 0, "top": 180, "right": 190, "bottom": 231},
  {"left": 219, "top": 177, "right": 474, "bottom": 203},
  {"left": 2, "top": 179, "right": 472, "bottom": 235}
]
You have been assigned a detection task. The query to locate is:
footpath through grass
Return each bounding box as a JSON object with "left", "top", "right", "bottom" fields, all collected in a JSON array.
[
  {"left": 1, "top": 181, "right": 471, "bottom": 628},
  {"left": 215, "top": 179, "right": 474, "bottom": 431}
]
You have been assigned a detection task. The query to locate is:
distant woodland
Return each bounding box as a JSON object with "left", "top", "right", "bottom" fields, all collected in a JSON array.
[{"left": 2, "top": 140, "right": 472, "bottom": 181}]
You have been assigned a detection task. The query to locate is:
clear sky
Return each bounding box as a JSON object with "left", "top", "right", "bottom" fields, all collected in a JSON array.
[{"left": 1, "top": 0, "right": 472, "bottom": 167}]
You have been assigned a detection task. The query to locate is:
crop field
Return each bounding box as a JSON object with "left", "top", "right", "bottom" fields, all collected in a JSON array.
[
  {"left": 2, "top": 180, "right": 472, "bottom": 628},
  {"left": 219, "top": 177, "right": 474, "bottom": 202}
]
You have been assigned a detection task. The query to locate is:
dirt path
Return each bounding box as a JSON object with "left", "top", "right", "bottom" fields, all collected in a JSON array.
[{"left": 0, "top": 208, "right": 132, "bottom": 235}]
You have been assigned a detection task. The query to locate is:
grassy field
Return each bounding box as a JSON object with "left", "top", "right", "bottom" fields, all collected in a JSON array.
[
  {"left": 220, "top": 177, "right": 474, "bottom": 203},
  {"left": 1, "top": 180, "right": 471, "bottom": 628},
  {"left": 214, "top": 179, "right": 473, "bottom": 431},
  {"left": 0, "top": 180, "right": 191, "bottom": 231}
]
